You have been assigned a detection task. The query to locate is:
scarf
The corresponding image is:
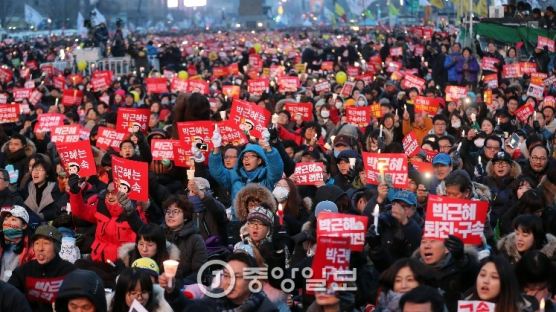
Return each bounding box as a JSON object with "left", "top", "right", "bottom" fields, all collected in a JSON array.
[
  {"left": 242, "top": 166, "right": 263, "bottom": 182},
  {"left": 5, "top": 148, "right": 26, "bottom": 163}
]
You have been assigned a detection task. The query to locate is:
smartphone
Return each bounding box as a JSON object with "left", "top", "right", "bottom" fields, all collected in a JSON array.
[{"left": 508, "top": 133, "right": 520, "bottom": 149}]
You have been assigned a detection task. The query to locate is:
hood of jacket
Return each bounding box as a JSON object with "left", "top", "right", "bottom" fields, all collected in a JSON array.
[
  {"left": 235, "top": 144, "right": 270, "bottom": 179},
  {"left": 486, "top": 160, "right": 522, "bottom": 180},
  {"left": 313, "top": 184, "right": 346, "bottom": 209},
  {"left": 1, "top": 138, "right": 37, "bottom": 160},
  {"left": 117, "top": 241, "right": 180, "bottom": 267},
  {"left": 497, "top": 232, "right": 556, "bottom": 263},
  {"left": 234, "top": 183, "right": 276, "bottom": 222},
  {"left": 55, "top": 269, "right": 107, "bottom": 312}
]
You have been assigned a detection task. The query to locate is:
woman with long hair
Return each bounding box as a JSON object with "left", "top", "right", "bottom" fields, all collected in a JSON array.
[
  {"left": 108, "top": 268, "right": 167, "bottom": 312},
  {"left": 272, "top": 178, "right": 309, "bottom": 236}
]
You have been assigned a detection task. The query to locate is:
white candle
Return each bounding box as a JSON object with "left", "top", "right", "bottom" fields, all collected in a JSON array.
[
  {"left": 534, "top": 111, "right": 537, "bottom": 120},
  {"left": 379, "top": 124, "right": 383, "bottom": 137},
  {"left": 497, "top": 117, "right": 500, "bottom": 125},
  {"left": 404, "top": 104, "right": 407, "bottom": 111},
  {"left": 457, "top": 142, "right": 462, "bottom": 152},
  {"left": 462, "top": 129, "right": 465, "bottom": 137},
  {"left": 373, "top": 204, "right": 379, "bottom": 233},
  {"left": 540, "top": 298, "right": 545, "bottom": 312},
  {"left": 349, "top": 157, "right": 356, "bottom": 169}
]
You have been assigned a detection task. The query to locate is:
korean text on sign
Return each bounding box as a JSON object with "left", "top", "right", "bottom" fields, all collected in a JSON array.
[
  {"left": 308, "top": 236, "right": 352, "bottom": 294},
  {"left": 362, "top": 152, "right": 408, "bottom": 188},
  {"left": 150, "top": 139, "right": 179, "bottom": 161},
  {"left": 423, "top": 195, "right": 488, "bottom": 245},
  {"left": 316, "top": 212, "right": 369, "bottom": 251},
  {"left": 284, "top": 102, "right": 314, "bottom": 122},
  {"left": 111, "top": 156, "right": 149, "bottom": 201},
  {"left": 0, "top": 104, "right": 19, "bottom": 124},
  {"left": 95, "top": 127, "right": 127, "bottom": 152},
  {"left": 56, "top": 140, "right": 96, "bottom": 178},
  {"left": 116, "top": 108, "right": 151, "bottom": 134},
  {"left": 229, "top": 99, "right": 271, "bottom": 138},
  {"left": 292, "top": 162, "right": 324, "bottom": 186},
  {"left": 34, "top": 113, "right": 65, "bottom": 133}
]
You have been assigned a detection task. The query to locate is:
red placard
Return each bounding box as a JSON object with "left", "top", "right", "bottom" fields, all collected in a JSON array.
[
  {"left": 483, "top": 73, "right": 498, "bottom": 89},
  {"left": 0, "top": 67, "right": 14, "bottom": 83},
  {"left": 292, "top": 162, "right": 325, "bottom": 186},
  {"left": 390, "top": 47, "right": 403, "bottom": 57},
  {"left": 284, "top": 102, "right": 313, "bottom": 122},
  {"left": 278, "top": 76, "right": 300, "bottom": 93},
  {"left": 402, "top": 132, "right": 420, "bottom": 157},
  {"left": 116, "top": 108, "right": 151, "bottom": 134},
  {"left": 212, "top": 66, "right": 228, "bottom": 78},
  {"left": 362, "top": 152, "right": 408, "bottom": 188},
  {"left": 40, "top": 64, "right": 54, "bottom": 77},
  {"left": 53, "top": 76, "right": 66, "bottom": 90},
  {"left": 423, "top": 195, "right": 488, "bottom": 245},
  {"left": 537, "top": 35, "right": 555, "bottom": 52},
  {"left": 56, "top": 141, "right": 96, "bottom": 178},
  {"left": 91, "top": 71, "right": 112, "bottom": 92},
  {"left": 34, "top": 113, "right": 65, "bottom": 133},
  {"left": 314, "top": 81, "right": 331, "bottom": 93},
  {"left": 172, "top": 142, "right": 194, "bottom": 168},
  {"left": 502, "top": 63, "right": 521, "bottom": 79},
  {"left": 145, "top": 77, "right": 168, "bottom": 94},
  {"left": 68, "top": 74, "right": 83, "bottom": 86},
  {"left": 176, "top": 121, "right": 214, "bottom": 153},
  {"left": 217, "top": 121, "right": 248, "bottom": 146},
  {"left": 356, "top": 73, "right": 374, "bottom": 85},
  {"left": 150, "top": 139, "right": 179, "bottom": 161},
  {"left": 414, "top": 45, "right": 424, "bottom": 56},
  {"left": 316, "top": 212, "right": 368, "bottom": 251},
  {"left": 228, "top": 63, "right": 239, "bottom": 75},
  {"left": 50, "top": 125, "right": 81, "bottom": 143},
  {"left": 29, "top": 90, "right": 42, "bottom": 106},
  {"left": 0, "top": 104, "right": 19, "bottom": 123},
  {"left": 519, "top": 62, "right": 537, "bottom": 75},
  {"left": 95, "top": 127, "right": 127, "bottom": 152},
  {"left": 229, "top": 99, "right": 271, "bottom": 138},
  {"left": 480, "top": 57, "right": 499, "bottom": 72},
  {"left": 111, "top": 156, "right": 149, "bottom": 201},
  {"left": 24, "top": 80, "right": 35, "bottom": 89},
  {"left": 249, "top": 54, "right": 262, "bottom": 69},
  {"left": 321, "top": 61, "right": 334, "bottom": 71},
  {"left": 544, "top": 96, "right": 555, "bottom": 108},
  {"left": 414, "top": 96, "right": 439, "bottom": 116},
  {"left": 386, "top": 61, "right": 402, "bottom": 73},
  {"left": 370, "top": 103, "right": 383, "bottom": 118},
  {"left": 531, "top": 72, "right": 547, "bottom": 85},
  {"left": 171, "top": 77, "right": 188, "bottom": 93},
  {"left": 347, "top": 66, "right": 360, "bottom": 77},
  {"left": 222, "top": 85, "right": 240, "bottom": 99},
  {"left": 61, "top": 89, "right": 83, "bottom": 106},
  {"left": 339, "top": 81, "right": 355, "bottom": 98},
  {"left": 515, "top": 102, "right": 535, "bottom": 123},
  {"left": 248, "top": 78, "right": 269, "bottom": 95},
  {"left": 445, "top": 86, "right": 468, "bottom": 102},
  {"left": 457, "top": 300, "right": 495, "bottom": 312},
  {"left": 309, "top": 236, "right": 351, "bottom": 293},
  {"left": 345, "top": 106, "right": 371, "bottom": 128},
  {"left": 411, "top": 161, "right": 434, "bottom": 176},
  {"left": 400, "top": 74, "right": 425, "bottom": 91},
  {"left": 12, "top": 88, "right": 32, "bottom": 102},
  {"left": 187, "top": 80, "right": 209, "bottom": 95}
]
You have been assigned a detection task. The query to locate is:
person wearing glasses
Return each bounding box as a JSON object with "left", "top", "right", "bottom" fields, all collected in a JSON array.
[{"left": 523, "top": 144, "right": 553, "bottom": 186}]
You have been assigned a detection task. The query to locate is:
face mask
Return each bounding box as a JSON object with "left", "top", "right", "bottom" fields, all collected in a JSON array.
[
  {"left": 272, "top": 186, "right": 289, "bottom": 202},
  {"left": 235, "top": 79, "right": 242, "bottom": 85},
  {"left": 161, "top": 100, "right": 169, "bottom": 106},
  {"left": 474, "top": 138, "right": 485, "bottom": 148},
  {"left": 356, "top": 101, "right": 366, "bottom": 107},
  {"left": 321, "top": 110, "right": 330, "bottom": 118},
  {"left": 335, "top": 101, "right": 343, "bottom": 110},
  {"left": 3, "top": 228, "right": 23, "bottom": 242},
  {"left": 452, "top": 120, "right": 461, "bottom": 129},
  {"left": 78, "top": 85, "right": 84, "bottom": 91}
]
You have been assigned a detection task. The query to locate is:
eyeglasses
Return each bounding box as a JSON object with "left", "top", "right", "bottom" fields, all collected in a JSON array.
[
  {"left": 531, "top": 156, "right": 547, "bottom": 162},
  {"left": 165, "top": 209, "right": 183, "bottom": 216},
  {"left": 243, "top": 154, "right": 259, "bottom": 160},
  {"left": 224, "top": 155, "right": 238, "bottom": 160},
  {"left": 493, "top": 162, "right": 509, "bottom": 167}
]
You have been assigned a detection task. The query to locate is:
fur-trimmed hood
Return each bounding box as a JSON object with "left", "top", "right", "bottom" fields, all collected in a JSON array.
[
  {"left": 1, "top": 138, "right": 36, "bottom": 158},
  {"left": 436, "top": 181, "right": 492, "bottom": 201},
  {"left": 485, "top": 159, "right": 522, "bottom": 179},
  {"left": 117, "top": 241, "right": 180, "bottom": 267},
  {"left": 234, "top": 183, "right": 277, "bottom": 222},
  {"left": 497, "top": 232, "right": 556, "bottom": 264}
]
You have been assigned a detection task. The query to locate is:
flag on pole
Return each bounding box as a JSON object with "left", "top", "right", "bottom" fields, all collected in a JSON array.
[
  {"left": 24, "top": 4, "right": 44, "bottom": 28},
  {"left": 77, "top": 13, "right": 88, "bottom": 38},
  {"left": 92, "top": 8, "right": 107, "bottom": 26}
]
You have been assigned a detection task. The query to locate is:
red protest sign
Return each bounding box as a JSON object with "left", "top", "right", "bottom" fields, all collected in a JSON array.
[
  {"left": 483, "top": 73, "right": 498, "bottom": 89},
  {"left": 317, "top": 212, "right": 368, "bottom": 251},
  {"left": 339, "top": 81, "right": 355, "bottom": 98},
  {"left": 544, "top": 96, "right": 555, "bottom": 108},
  {"left": 116, "top": 108, "right": 151, "bottom": 134},
  {"left": 249, "top": 54, "right": 262, "bottom": 69},
  {"left": 278, "top": 76, "right": 300, "bottom": 93},
  {"left": 390, "top": 47, "right": 403, "bottom": 57},
  {"left": 222, "top": 85, "right": 240, "bottom": 99},
  {"left": 484, "top": 89, "right": 493, "bottom": 106},
  {"left": 56, "top": 140, "right": 96, "bottom": 178},
  {"left": 171, "top": 77, "right": 188, "bottom": 93},
  {"left": 217, "top": 121, "right": 248, "bottom": 146},
  {"left": 50, "top": 125, "right": 81, "bottom": 143},
  {"left": 53, "top": 76, "right": 66, "bottom": 90},
  {"left": 111, "top": 156, "right": 149, "bottom": 201},
  {"left": 12, "top": 88, "right": 32, "bottom": 102},
  {"left": 150, "top": 139, "right": 179, "bottom": 161},
  {"left": 176, "top": 121, "right": 214, "bottom": 153},
  {"left": 401, "top": 74, "right": 425, "bottom": 91},
  {"left": 347, "top": 66, "right": 360, "bottom": 77},
  {"left": 61, "top": 89, "right": 83, "bottom": 106},
  {"left": 145, "top": 77, "right": 168, "bottom": 94},
  {"left": 24, "top": 80, "right": 35, "bottom": 89},
  {"left": 457, "top": 300, "right": 495, "bottom": 312},
  {"left": 0, "top": 104, "right": 19, "bottom": 123},
  {"left": 68, "top": 74, "right": 83, "bottom": 85},
  {"left": 40, "top": 64, "right": 54, "bottom": 77},
  {"left": 531, "top": 72, "right": 547, "bottom": 85},
  {"left": 362, "top": 152, "right": 409, "bottom": 188},
  {"left": 292, "top": 162, "right": 324, "bottom": 186},
  {"left": 414, "top": 45, "right": 424, "bottom": 56},
  {"left": 321, "top": 61, "right": 334, "bottom": 71},
  {"left": 34, "top": 113, "right": 65, "bottom": 133},
  {"left": 314, "top": 81, "right": 331, "bottom": 93},
  {"left": 370, "top": 103, "right": 383, "bottom": 118},
  {"left": 0, "top": 67, "right": 13, "bottom": 83},
  {"left": 309, "top": 236, "right": 351, "bottom": 294},
  {"left": 445, "top": 86, "right": 468, "bottom": 102},
  {"left": 515, "top": 102, "right": 535, "bottom": 123},
  {"left": 414, "top": 96, "right": 439, "bottom": 116},
  {"left": 480, "top": 57, "right": 499, "bottom": 72},
  {"left": 537, "top": 35, "right": 555, "bottom": 52},
  {"left": 519, "top": 62, "right": 537, "bottom": 75},
  {"left": 284, "top": 102, "right": 313, "bottom": 122},
  {"left": 502, "top": 63, "right": 521, "bottom": 79},
  {"left": 423, "top": 195, "right": 488, "bottom": 245},
  {"left": 212, "top": 66, "right": 228, "bottom": 78},
  {"left": 229, "top": 99, "right": 271, "bottom": 138},
  {"left": 386, "top": 61, "right": 402, "bottom": 73},
  {"left": 95, "top": 127, "right": 127, "bottom": 152},
  {"left": 172, "top": 142, "right": 194, "bottom": 168},
  {"left": 345, "top": 106, "right": 371, "bottom": 128},
  {"left": 248, "top": 78, "right": 269, "bottom": 95},
  {"left": 411, "top": 161, "right": 433, "bottom": 176},
  {"left": 526, "top": 83, "right": 544, "bottom": 100},
  {"left": 228, "top": 63, "right": 239, "bottom": 75},
  {"left": 29, "top": 90, "right": 42, "bottom": 106},
  {"left": 402, "top": 132, "right": 420, "bottom": 157},
  {"left": 187, "top": 79, "right": 209, "bottom": 95},
  {"left": 91, "top": 71, "right": 112, "bottom": 92}
]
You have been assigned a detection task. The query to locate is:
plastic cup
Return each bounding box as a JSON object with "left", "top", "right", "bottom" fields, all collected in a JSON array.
[
  {"left": 187, "top": 170, "right": 195, "bottom": 180},
  {"left": 163, "top": 260, "right": 179, "bottom": 289}
]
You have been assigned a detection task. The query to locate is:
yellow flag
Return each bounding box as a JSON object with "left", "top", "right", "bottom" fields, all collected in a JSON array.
[
  {"left": 430, "top": 0, "right": 445, "bottom": 9},
  {"left": 335, "top": 3, "right": 346, "bottom": 16}
]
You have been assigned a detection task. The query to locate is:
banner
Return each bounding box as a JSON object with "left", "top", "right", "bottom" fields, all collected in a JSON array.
[
  {"left": 229, "top": 99, "right": 271, "bottom": 138},
  {"left": 284, "top": 102, "right": 314, "bottom": 122},
  {"left": 116, "top": 108, "right": 151, "bottom": 134},
  {"left": 345, "top": 106, "right": 371, "bottom": 128},
  {"left": 515, "top": 102, "right": 535, "bottom": 123},
  {"left": 217, "top": 121, "right": 248, "bottom": 146},
  {"left": 414, "top": 96, "right": 439, "bottom": 116},
  {"left": 111, "top": 156, "right": 149, "bottom": 201},
  {"left": 502, "top": 63, "right": 521, "bottom": 78},
  {"left": 278, "top": 76, "right": 300, "bottom": 93},
  {"left": 95, "top": 127, "right": 127, "bottom": 152},
  {"left": 13, "top": 88, "right": 32, "bottom": 102},
  {"left": 537, "top": 35, "right": 555, "bottom": 52},
  {"left": 362, "top": 152, "right": 408, "bottom": 188},
  {"left": 445, "top": 86, "right": 468, "bottom": 102},
  {"left": 457, "top": 301, "right": 495, "bottom": 312},
  {"left": 50, "top": 125, "right": 81, "bottom": 143},
  {"left": 187, "top": 79, "right": 209, "bottom": 95},
  {"left": 0, "top": 104, "right": 20, "bottom": 123},
  {"left": 317, "top": 212, "right": 368, "bottom": 251},
  {"left": 150, "top": 139, "right": 179, "bottom": 161},
  {"left": 292, "top": 162, "right": 325, "bottom": 186},
  {"left": 480, "top": 57, "right": 499, "bottom": 72},
  {"left": 423, "top": 195, "right": 488, "bottom": 245},
  {"left": 34, "top": 113, "right": 65, "bottom": 133},
  {"left": 402, "top": 132, "right": 420, "bottom": 157},
  {"left": 61, "top": 89, "right": 83, "bottom": 106},
  {"left": 171, "top": 77, "right": 188, "bottom": 93},
  {"left": 56, "top": 141, "right": 96, "bottom": 178},
  {"left": 247, "top": 78, "right": 269, "bottom": 95},
  {"left": 401, "top": 74, "right": 426, "bottom": 91},
  {"left": 145, "top": 77, "right": 168, "bottom": 94}
]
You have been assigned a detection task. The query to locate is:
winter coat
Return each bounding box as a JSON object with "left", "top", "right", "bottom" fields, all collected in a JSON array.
[
  {"left": 444, "top": 52, "right": 463, "bottom": 83},
  {"left": 69, "top": 190, "right": 146, "bottom": 263},
  {"left": 8, "top": 256, "right": 75, "bottom": 312},
  {"left": 233, "top": 183, "right": 277, "bottom": 223},
  {"left": 0, "top": 235, "right": 34, "bottom": 281},
  {"left": 163, "top": 220, "right": 208, "bottom": 281},
  {"left": 106, "top": 284, "right": 172, "bottom": 312},
  {"left": 497, "top": 232, "right": 556, "bottom": 265},
  {"left": 209, "top": 144, "right": 284, "bottom": 216},
  {"left": 455, "top": 56, "right": 480, "bottom": 85},
  {"left": 482, "top": 160, "right": 521, "bottom": 228},
  {"left": 375, "top": 290, "right": 404, "bottom": 312},
  {"left": 117, "top": 241, "right": 180, "bottom": 270},
  {"left": 193, "top": 193, "right": 229, "bottom": 244},
  {"left": 55, "top": 269, "right": 107, "bottom": 312},
  {"left": 22, "top": 181, "right": 66, "bottom": 224},
  {"left": 0, "top": 280, "right": 32, "bottom": 312},
  {"left": 0, "top": 139, "right": 36, "bottom": 186}
]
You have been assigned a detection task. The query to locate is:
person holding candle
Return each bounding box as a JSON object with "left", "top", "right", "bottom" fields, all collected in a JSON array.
[
  {"left": 332, "top": 149, "right": 364, "bottom": 192},
  {"left": 108, "top": 267, "right": 169, "bottom": 312},
  {"left": 515, "top": 251, "right": 556, "bottom": 311}
]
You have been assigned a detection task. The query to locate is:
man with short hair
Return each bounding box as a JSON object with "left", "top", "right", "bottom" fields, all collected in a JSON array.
[{"left": 399, "top": 285, "right": 446, "bottom": 312}]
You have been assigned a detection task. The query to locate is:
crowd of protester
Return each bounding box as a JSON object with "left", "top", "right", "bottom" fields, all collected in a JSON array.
[{"left": 0, "top": 14, "right": 556, "bottom": 312}]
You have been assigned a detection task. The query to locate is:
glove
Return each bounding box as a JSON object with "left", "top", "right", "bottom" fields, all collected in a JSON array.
[
  {"left": 117, "top": 192, "right": 134, "bottom": 216},
  {"left": 365, "top": 225, "right": 381, "bottom": 248},
  {"left": 267, "top": 127, "right": 279, "bottom": 144},
  {"left": 444, "top": 235, "right": 464, "bottom": 261},
  {"left": 212, "top": 129, "right": 222, "bottom": 148},
  {"left": 191, "top": 145, "right": 206, "bottom": 163},
  {"left": 261, "top": 128, "right": 270, "bottom": 145},
  {"left": 68, "top": 174, "right": 81, "bottom": 194},
  {"left": 474, "top": 164, "right": 484, "bottom": 178}
]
